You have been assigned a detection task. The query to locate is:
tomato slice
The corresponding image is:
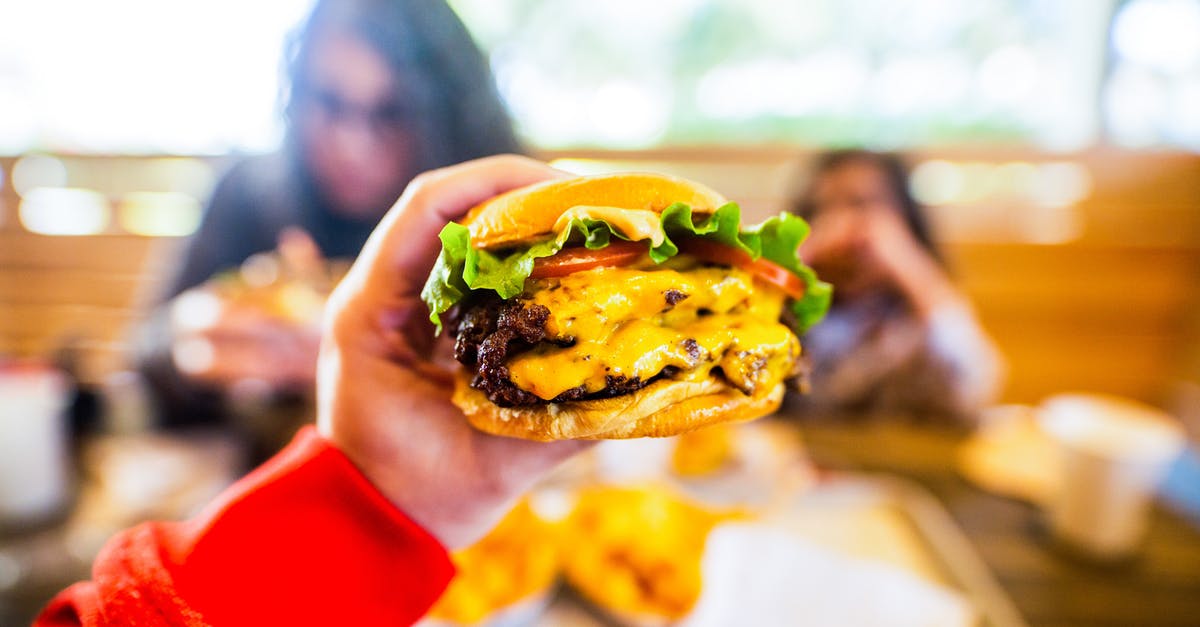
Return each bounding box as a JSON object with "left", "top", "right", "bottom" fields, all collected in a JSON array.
[
  {"left": 530, "top": 238, "right": 806, "bottom": 300},
  {"left": 530, "top": 240, "right": 649, "bottom": 279},
  {"left": 677, "top": 238, "right": 806, "bottom": 300}
]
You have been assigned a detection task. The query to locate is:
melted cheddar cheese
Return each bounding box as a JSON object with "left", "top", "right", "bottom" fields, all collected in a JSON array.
[
  {"left": 553, "top": 205, "right": 668, "bottom": 246},
  {"left": 506, "top": 259, "right": 800, "bottom": 400}
]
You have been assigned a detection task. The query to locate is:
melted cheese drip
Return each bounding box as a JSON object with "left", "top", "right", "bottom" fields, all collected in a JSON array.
[
  {"left": 552, "top": 206, "right": 667, "bottom": 246},
  {"left": 507, "top": 262, "right": 800, "bottom": 401}
]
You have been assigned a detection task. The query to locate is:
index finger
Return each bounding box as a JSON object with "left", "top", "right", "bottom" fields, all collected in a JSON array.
[{"left": 359, "top": 155, "right": 569, "bottom": 290}]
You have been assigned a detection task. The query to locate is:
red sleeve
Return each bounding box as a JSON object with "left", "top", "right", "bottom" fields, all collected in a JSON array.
[{"left": 36, "top": 426, "right": 455, "bottom": 627}]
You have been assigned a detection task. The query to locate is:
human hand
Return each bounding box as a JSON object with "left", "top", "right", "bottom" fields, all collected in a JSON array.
[
  {"left": 801, "top": 204, "right": 902, "bottom": 283},
  {"left": 316, "top": 155, "right": 591, "bottom": 548},
  {"left": 170, "top": 295, "right": 322, "bottom": 393},
  {"left": 169, "top": 228, "right": 342, "bottom": 395},
  {"left": 801, "top": 206, "right": 961, "bottom": 316}
]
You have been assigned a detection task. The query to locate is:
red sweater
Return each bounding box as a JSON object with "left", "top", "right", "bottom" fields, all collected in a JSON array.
[{"left": 36, "top": 427, "right": 456, "bottom": 626}]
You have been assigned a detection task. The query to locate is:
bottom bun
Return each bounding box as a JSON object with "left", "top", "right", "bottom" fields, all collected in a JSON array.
[{"left": 453, "top": 370, "right": 784, "bottom": 441}]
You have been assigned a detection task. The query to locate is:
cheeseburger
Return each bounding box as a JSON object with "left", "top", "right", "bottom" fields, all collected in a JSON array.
[{"left": 421, "top": 172, "right": 830, "bottom": 440}]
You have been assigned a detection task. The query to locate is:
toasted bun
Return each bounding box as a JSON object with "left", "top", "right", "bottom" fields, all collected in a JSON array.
[
  {"left": 453, "top": 370, "right": 783, "bottom": 441},
  {"left": 462, "top": 172, "right": 728, "bottom": 250}
]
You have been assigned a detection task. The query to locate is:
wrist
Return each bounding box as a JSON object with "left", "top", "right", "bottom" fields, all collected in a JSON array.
[{"left": 317, "top": 417, "right": 511, "bottom": 549}]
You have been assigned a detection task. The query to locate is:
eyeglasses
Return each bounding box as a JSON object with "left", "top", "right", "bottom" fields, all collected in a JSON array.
[{"left": 298, "top": 87, "right": 415, "bottom": 135}]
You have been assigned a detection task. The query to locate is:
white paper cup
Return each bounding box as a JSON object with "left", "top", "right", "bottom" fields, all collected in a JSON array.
[
  {"left": 0, "top": 364, "right": 71, "bottom": 526},
  {"left": 1038, "top": 394, "right": 1185, "bottom": 560}
]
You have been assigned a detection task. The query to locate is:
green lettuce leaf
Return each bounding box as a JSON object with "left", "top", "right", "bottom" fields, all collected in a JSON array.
[{"left": 421, "top": 203, "right": 832, "bottom": 334}]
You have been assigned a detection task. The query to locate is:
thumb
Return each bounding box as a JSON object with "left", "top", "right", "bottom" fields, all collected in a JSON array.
[{"left": 356, "top": 155, "right": 569, "bottom": 297}]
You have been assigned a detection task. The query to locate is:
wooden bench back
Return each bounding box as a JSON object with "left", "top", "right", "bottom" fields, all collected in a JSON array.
[{"left": 3, "top": 150, "right": 1198, "bottom": 404}]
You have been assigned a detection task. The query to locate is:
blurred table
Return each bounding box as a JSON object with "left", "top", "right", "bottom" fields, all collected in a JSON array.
[
  {"left": 793, "top": 416, "right": 1200, "bottom": 627},
  {"left": 6, "top": 416, "right": 1198, "bottom": 626},
  {"left": 0, "top": 430, "right": 243, "bottom": 625}
]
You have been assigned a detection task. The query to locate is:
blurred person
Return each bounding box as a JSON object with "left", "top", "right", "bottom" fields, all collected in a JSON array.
[
  {"left": 790, "top": 150, "right": 1003, "bottom": 422},
  {"left": 38, "top": 156, "right": 592, "bottom": 627},
  {"left": 138, "top": 0, "right": 521, "bottom": 438}
]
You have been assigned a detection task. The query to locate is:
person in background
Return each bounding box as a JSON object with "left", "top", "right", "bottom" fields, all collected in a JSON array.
[
  {"left": 138, "top": 0, "right": 521, "bottom": 437},
  {"left": 790, "top": 150, "right": 1003, "bottom": 422},
  {"left": 39, "top": 156, "right": 590, "bottom": 627}
]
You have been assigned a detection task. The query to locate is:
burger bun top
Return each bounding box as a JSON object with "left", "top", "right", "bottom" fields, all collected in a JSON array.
[{"left": 462, "top": 172, "right": 728, "bottom": 250}]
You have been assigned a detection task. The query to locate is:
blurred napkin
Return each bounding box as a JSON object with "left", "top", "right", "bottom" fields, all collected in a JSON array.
[{"left": 681, "top": 523, "right": 976, "bottom": 627}]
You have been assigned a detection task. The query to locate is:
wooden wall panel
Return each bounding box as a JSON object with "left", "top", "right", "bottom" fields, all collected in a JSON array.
[{"left": 1, "top": 151, "right": 1197, "bottom": 403}]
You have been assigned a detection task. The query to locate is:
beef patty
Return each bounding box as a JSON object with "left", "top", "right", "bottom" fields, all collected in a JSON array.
[{"left": 451, "top": 296, "right": 662, "bottom": 407}]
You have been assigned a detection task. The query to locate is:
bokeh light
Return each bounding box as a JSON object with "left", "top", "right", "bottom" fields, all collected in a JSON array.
[
  {"left": 909, "top": 160, "right": 1091, "bottom": 210},
  {"left": 1107, "top": 0, "right": 1200, "bottom": 150},
  {"left": 18, "top": 187, "right": 110, "bottom": 236},
  {"left": 170, "top": 289, "right": 223, "bottom": 333},
  {"left": 11, "top": 155, "right": 68, "bottom": 197},
  {"left": 117, "top": 192, "right": 203, "bottom": 237},
  {"left": 1113, "top": 0, "right": 1200, "bottom": 74},
  {"left": 909, "top": 160, "right": 964, "bottom": 207}
]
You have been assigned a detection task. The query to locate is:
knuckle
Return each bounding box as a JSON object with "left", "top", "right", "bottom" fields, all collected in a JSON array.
[{"left": 402, "top": 170, "right": 441, "bottom": 207}]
